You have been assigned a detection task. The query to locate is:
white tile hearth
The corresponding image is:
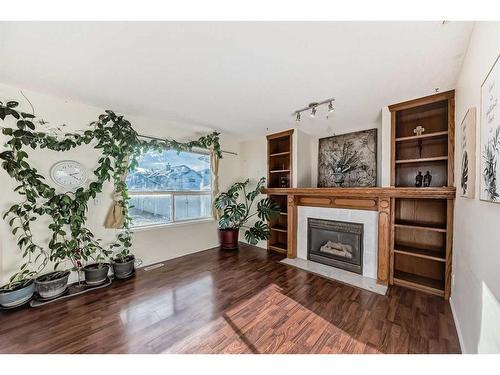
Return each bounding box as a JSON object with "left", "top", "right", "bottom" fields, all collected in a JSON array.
[{"left": 280, "top": 257, "right": 388, "bottom": 295}]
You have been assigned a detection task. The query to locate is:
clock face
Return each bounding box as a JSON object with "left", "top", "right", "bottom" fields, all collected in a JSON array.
[{"left": 50, "top": 161, "right": 88, "bottom": 189}]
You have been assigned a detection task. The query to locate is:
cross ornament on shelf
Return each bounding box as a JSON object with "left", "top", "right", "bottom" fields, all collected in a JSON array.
[{"left": 413, "top": 125, "right": 425, "bottom": 136}]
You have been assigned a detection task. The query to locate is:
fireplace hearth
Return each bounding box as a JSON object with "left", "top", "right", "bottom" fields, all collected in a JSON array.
[{"left": 307, "top": 218, "right": 363, "bottom": 274}]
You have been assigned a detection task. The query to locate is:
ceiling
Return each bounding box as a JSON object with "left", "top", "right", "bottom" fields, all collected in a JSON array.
[{"left": 0, "top": 22, "right": 473, "bottom": 138}]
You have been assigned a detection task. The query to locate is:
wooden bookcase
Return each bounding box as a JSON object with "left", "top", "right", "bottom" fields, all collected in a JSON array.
[
  {"left": 267, "top": 194, "right": 289, "bottom": 254},
  {"left": 266, "top": 130, "right": 294, "bottom": 254},
  {"left": 267, "top": 129, "right": 294, "bottom": 189},
  {"left": 389, "top": 91, "right": 455, "bottom": 299}
]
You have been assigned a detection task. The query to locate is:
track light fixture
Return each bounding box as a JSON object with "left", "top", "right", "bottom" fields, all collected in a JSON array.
[{"left": 293, "top": 98, "right": 335, "bottom": 123}]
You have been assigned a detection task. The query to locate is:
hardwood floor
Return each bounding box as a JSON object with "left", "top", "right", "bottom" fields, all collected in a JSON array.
[{"left": 0, "top": 244, "right": 461, "bottom": 354}]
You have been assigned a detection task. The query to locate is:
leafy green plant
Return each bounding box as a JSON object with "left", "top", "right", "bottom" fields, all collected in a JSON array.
[
  {"left": 214, "top": 177, "right": 280, "bottom": 245},
  {"left": 0, "top": 99, "right": 223, "bottom": 283}
]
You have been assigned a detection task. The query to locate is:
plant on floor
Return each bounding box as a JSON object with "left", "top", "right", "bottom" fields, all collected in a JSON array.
[
  {"left": 0, "top": 99, "right": 223, "bottom": 288},
  {"left": 214, "top": 177, "right": 280, "bottom": 247}
]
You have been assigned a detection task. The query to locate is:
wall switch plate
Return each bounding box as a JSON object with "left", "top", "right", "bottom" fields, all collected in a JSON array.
[{"left": 93, "top": 197, "right": 101, "bottom": 206}]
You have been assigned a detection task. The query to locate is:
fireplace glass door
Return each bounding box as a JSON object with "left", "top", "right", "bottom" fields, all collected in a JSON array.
[{"left": 307, "top": 218, "right": 363, "bottom": 274}]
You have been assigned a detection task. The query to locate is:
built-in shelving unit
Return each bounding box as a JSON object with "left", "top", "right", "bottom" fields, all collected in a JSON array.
[
  {"left": 266, "top": 130, "right": 294, "bottom": 255},
  {"left": 267, "top": 129, "right": 293, "bottom": 189},
  {"left": 389, "top": 91, "right": 454, "bottom": 299}
]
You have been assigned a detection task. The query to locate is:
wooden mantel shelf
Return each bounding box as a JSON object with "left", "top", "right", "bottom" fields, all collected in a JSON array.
[
  {"left": 263, "top": 186, "right": 455, "bottom": 287},
  {"left": 262, "top": 187, "right": 456, "bottom": 199}
]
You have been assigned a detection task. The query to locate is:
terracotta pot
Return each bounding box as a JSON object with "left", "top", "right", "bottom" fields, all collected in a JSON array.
[{"left": 218, "top": 228, "right": 239, "bottom": 250}]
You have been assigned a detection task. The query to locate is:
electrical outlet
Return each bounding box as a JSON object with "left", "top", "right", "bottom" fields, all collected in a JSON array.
[{"left": 93, "top": 197, "right": 101, "bottom": 206}]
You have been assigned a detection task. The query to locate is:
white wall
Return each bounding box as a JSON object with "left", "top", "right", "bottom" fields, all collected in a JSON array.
[
  {"left": 452, "top": 22, "right": 500, "bottom": 354},
  {"left": 293, "top": 129, "right": 313, "bottom": 187},
  {"left": 0, "top": 82, "right": 241, "bottom": 284},
  {"left": 380, "top": 107, "right": 391, "bottom": 187},
  {"left": 237, "top": 136, "right": 268, "bottom": 248}
]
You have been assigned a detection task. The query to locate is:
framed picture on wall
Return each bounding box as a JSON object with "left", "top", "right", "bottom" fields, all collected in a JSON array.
[
  {"left": 480, "top": 53, "right": 500, "bottom": 203},
  {"left": 317, "top": 129, "right": 377, "bottom": 188},
  {"left": 460, "top": 107, "right": 476, "bottom": 198}
]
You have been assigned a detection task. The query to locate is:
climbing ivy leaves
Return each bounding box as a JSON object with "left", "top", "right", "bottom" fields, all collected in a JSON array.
[{"left": 0, "top": 99, "right": 222, "bottom": 283}]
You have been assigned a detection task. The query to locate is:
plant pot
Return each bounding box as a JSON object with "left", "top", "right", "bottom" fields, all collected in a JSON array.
[
  {"left": 83, "top": 263, "right": 110, "bottom": 285},
  {"left": 0, "top": 279, "right": 35, "bottom": 308},
  {"left": 218, "top": 228, "right": 239, "bottom": 250},
  {"left": 111, "top": 255, "right": 135, "bottom": 279},
  {"left": 35, "top": 270, "right": 70, "bottom": 299}
]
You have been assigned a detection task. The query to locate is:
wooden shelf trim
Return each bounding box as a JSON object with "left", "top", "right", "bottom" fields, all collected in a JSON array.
[
  {"left": 262, "top": 187, "right": 456, "bottom": 199},
  {"left": 393, "top": 244, "right": 446, "bottom": 262},
  {"left": 395, "top": 131, "right": 449, "bottom": 142},
  {"left": 393, "top": 270, "right": 444, "bottom": 296},
  {"left": 270, "top": 226, "right": 287, "bottom": 233},
  {"left": 395, "top": 156, "right": 448, "bottom": 164},
  {"left": 388, "top": 90, "right": 455, "bottom": 112},
  {"left": 269, "top": 243, "right": 288, "bottom": 254},
  {"left": 269, "top": 169, "right": 291, "bottom": 173},
  {"left": 394, "top": 221, "right": 447, "bottom": 233},
  {"left": 269, "top": 151, "right": 291, "bottom": 157}
]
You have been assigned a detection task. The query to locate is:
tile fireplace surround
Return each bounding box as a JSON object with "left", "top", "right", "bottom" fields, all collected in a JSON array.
[
  {"left": 298, "top": 206, "right": 378, "bottom": 279},
  {"left": 284, "top": 205, "right": 386, "bottom": 294}
]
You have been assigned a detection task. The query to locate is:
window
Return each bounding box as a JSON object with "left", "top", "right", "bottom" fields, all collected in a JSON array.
[{"left": 126, "top": 149, "right": 212, "bottom": 228}]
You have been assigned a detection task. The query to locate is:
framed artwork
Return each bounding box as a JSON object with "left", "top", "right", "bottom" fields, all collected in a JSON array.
[
  {"left": 480, "top": 54, "right": 500, "bottom": 203},
  {"left": 318, "top": 128, "right": 377, "bottom": 187},
  {"left": 460, "top": 107, "right": 476, "bottom": 198}
]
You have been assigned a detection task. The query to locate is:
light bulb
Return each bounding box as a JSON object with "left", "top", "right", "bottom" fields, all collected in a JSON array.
[
  {"left": 295, "top": 112, "right": 301, "bottom": 122},
  {"left": 328, "top": 101, "right": 334, "bottom": 113},
  {"left": 310, "top": 107, "right": 317, "bottom": 118}
]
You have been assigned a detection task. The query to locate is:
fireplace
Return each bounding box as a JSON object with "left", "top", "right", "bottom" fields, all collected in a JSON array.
[{"left": 307, "top": 218, "right": 363, "bottom": 274}]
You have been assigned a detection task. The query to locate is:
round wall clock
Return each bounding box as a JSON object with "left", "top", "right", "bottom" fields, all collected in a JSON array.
[{"left": 50, "top": 160, "right": 89, "bottom": 189}]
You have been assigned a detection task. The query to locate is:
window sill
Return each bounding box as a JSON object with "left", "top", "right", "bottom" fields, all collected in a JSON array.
[{"left": 130, "top": 218, "right": 216, "bottom": 232}]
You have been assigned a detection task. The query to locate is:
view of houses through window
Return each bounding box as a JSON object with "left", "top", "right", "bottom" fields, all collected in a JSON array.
[{"left": 126, "top": 149, "right": 212, "bottom": 227}]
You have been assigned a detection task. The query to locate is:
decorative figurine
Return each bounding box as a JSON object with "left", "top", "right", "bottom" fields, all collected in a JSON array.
[
  {"left": 415, "top": 171, "right": 423, "bottom": 187},
  {"left": 279, "top": 176, "right": 288, "bottom": 188},
  {"left": 414, "top": 125, "right": 425, "bottom": 136},
  {"left": 423, "top": 171, "right": 432, "bottom": 187}
]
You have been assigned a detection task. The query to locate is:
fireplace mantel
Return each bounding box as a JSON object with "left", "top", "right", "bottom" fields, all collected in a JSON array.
[{"left": 262, "top": 187, "right": 456, "bottom": 286}]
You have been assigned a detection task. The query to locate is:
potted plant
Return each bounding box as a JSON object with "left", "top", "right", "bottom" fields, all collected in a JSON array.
[
  {"left": 214, "top": 177, "right": 280, "bottom": 249},
  {"left": 83, "top": 246, "right": 112, "bottom": 285},
  {"left": 110, "top": 231, "right": 136, "bottom": 279},
  {"left": 83, "top": 263, "right": 110, "bottom": 285},
  {"left": 0, "top": 272, "right": 35, "bottom": 308},
  {"left": 35, "top": 270, "right": 71, "bottom": 299}
]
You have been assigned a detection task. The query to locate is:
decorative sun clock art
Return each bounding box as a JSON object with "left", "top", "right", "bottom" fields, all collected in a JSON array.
[{"left": 50, "top": 160, "right": 89, "bottom": 189}]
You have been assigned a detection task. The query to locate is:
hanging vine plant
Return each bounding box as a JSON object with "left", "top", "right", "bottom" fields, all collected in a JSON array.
[{"left": 0, "top": 99, "right": 222, "bottom": 288}]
